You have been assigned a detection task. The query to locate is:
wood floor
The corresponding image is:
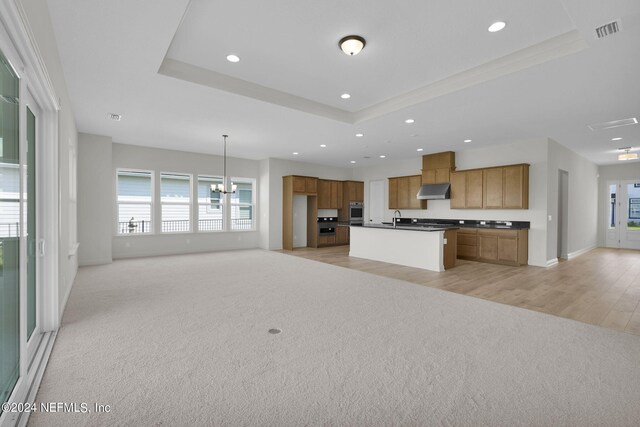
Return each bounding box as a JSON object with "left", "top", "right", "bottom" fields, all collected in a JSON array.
[{"left": 282, "top": 246, "right": 640, "bottom": 336}]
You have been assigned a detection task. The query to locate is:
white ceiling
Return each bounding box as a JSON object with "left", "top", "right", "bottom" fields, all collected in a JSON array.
[{"left": 45, "top": 0, "right": 640, "bottom": 167}]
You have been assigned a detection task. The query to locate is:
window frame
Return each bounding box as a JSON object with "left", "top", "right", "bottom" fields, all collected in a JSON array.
[
  {"left": 159, "top": 171, "right": 193, "bottom": 234},
  {"left": 196, "top": 174, "right": 224, "bottom": 233},
  {"left": 115, "top": 168, "right": 155, "bottom": 236},
  {"left": 229, "top": 177, "right": 256, "bottom": 232}
]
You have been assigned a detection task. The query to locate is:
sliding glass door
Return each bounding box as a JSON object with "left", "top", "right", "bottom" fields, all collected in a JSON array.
[
  {"left": 26, "top": 98, "right": 39, "bottom": 347},
  {"left": 0, "top": 47, "right": 43, "bottom": 419},
  {"left": 0, "top": 48, "right": 20, "bottom": 411}
]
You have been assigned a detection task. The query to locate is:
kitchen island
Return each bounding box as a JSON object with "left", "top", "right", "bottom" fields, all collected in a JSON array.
[{"left": 349, "top": 224, "right": 457, "bottom": 272}]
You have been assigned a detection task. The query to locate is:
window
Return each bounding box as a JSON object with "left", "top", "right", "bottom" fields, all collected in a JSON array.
[
  {"left": 197, "top": 175, "right": 223, "bottom": 231},
  {"left": 117, "top": 170, "right": 153, "bottom": 234},
  {"left": 230, "top": 178, "right": 255, "bottom": 230},
  {"left": 161, "top": 173, "right": 191, "bottom": 233}
]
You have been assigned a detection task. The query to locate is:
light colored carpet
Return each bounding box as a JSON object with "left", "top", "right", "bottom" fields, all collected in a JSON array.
[{"left": 29, "top": 249, "right": 640, "bottom": 426}]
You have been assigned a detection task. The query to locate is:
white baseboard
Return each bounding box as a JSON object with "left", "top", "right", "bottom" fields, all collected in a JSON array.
[
  {"left": 568, "top": 245, "right": 596, "bottom": 260},
  {"left": 546, "top": 259, "right": 559, "bottom": 267},
  {"left": 79, "top": 258, "right": 113, "bottom": 266}
]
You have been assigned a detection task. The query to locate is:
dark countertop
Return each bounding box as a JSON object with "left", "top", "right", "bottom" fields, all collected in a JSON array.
[
  {"left": 391, "top": 218, "right": 530, "bottom": 230},
  {"left": 361, "top": 224, "right": 458, "bottom": 232}
]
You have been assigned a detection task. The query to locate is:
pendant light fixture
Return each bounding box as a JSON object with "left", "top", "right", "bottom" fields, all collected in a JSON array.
[
  {"left": 339, "top": 35, "right": 366, "bottom": 56},
  {"left": 211, "top": 134, "right": 237, "bottom": 194},
  {"left": 618, "top": 147, "right": 638, "bottom": 161}
]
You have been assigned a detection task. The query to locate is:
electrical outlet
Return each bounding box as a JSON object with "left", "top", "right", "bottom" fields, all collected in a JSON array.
[{"left": 548, "top": 215, "right": 552, "bottom": 221}]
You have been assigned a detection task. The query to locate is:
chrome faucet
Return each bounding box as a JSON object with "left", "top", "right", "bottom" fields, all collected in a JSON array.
[{"left": 393, "top": 210, "right": 401, "bottom": 228}]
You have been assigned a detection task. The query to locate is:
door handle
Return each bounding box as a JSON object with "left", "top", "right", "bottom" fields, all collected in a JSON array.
[{"left": 38, "top": 239, "right": 45, "bottom": 256}]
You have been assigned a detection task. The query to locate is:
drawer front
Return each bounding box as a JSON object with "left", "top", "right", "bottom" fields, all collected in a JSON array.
[
  {"left": 477, "top": 228, "right": 518, "bottom": 237},
  {"left": 458, "top": 234, "right": 477, "bottom": 246}
]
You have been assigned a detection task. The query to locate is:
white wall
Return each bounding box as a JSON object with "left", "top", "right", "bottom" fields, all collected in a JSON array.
[
  {"left": 597, "top": 163, "right": 640, "bottom": 246},
  {"left": 77, "top": 133, "right": 113, "bottom": 265},
  {"left": 21, "top": 0, "right": 79, "bottom": 318},
  {"left": 258, "top": 159, "right": 270, "bottom": 249},
  {"left": 353, "top": 139, "right": 549, "bottom": 267},
  {"left": 266, "top": 158, "right": 353, "bottom": 250},
  {"left": 110, "top": 143, "right": 261, "bottom": 258},
  {"left": 546, "top": 139, "right": 599, "bottom": 262}
]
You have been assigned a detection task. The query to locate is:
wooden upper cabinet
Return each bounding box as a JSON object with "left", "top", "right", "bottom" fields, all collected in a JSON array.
[
  {"left": 435, "top": 168, "right": 450, "bottom": 184},
  {"left": 306, "top": 177, "right": 317, "bottom": 194},
  {"left": 389, "top": 175, "right": 425, "bottom": 209},
  {"left": 422, "top": 152, "right": 455, "bottom": 184},
  {"left": 503, "top": 164, "right": 529, "bottom": 209},
  {"left": 450, "top": 171, "right": 466, "bottom": 209},
  {"left": 344, "top": 181, "right": 364, "bottom": 202},
  {"left": 451, "top": 163, "right": 528, "bottom": 210},
  {"left": 422, "top": 151, "right": 455, "bottom": 170},
  {"left": 355, "top": 181, "right": 364, "bottom": 202},
  {"left": 318, "top": 180, "right": 342, "bottom": 209},
  {"left": 292, "top": 176, "right": 317, "bottom": 194},
  {"left": 397, "top": 177, "right": 410, "bottom": 208},
  {"left": 317, "top": 179, "right": 330, "bottom": 208},
  {"left": 483, "top": 168, "right": 504, "bottom": 209},
  {"left": 388, "top": 178, "right": 398, "bottom": 209},
  {"left": 333, "top": 181, "right": 343, "bottom": 209},
  {"left": 408, "top": 175, "right": 422, "bottom": 209},
  {"left": 466, "top": 169, "right": 483, "bottom": 209},
  {"left": 422, "top": 169, "right": 436, "bottom": 184},
  {"left": 292, "top": 176, "right": 306, "bottom": 193}
]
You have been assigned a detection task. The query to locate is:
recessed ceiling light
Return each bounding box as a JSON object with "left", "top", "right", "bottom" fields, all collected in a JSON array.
[
  {"left": 340, "top": 93, "right": 351, "bottom": 99},
  {"left": 108, "top": 113, "right": 122, "bottom": 121},
  {"left": 379, "top": 155, "right": 386, "bottom": 158},
  {"left": 350, "top": 160, "right": 356, "bottom": 164},
  {"left": 417, "top": 148, "right": 424, "bottom": 152},
  {"left": 612, "top": 137, "right": 623, "bottom": 141},
  {"left": 410, "top": 134, "right": 419, "bottom": 137},
  {"left": 488, "top": 21, "right": 506, "bottom": 32},
  {"left": 464, "top": 139, "right": 472, "bottom": 143},
  {"left": 292, "top": 152, "right": 299, "bottom": 155},
  {"left": 320, "top": 144, "right": 326, "bottom": 148},
  {"left": 226, "top": 54, "right": 240, "bottom": 63},
  {"left": 405, "top": 119, "right": 415, "bottom": 124},
  {"left": 355, "top": 133, "right": 364, "bottom": 137}
]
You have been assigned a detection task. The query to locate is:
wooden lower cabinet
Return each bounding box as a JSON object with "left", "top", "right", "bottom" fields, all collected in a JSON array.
[
  {"left": 457, "top": 228, "right": 528, "bottom": 266},
  {"left": 457, "top": 229, "right": 478, "bottom": 259},
  {"left": 336, "top": 226, "right": 349, "bottom": 245},
  {"left": 318, "top": 235, "right": 337, "bottom": 246},
  {"left": 443, "top": 229, "right": 457, "bottom": 270}
]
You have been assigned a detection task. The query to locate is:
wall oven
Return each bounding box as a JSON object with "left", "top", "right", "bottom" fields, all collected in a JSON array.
[
  {"left": 317, "top": 217, "right": 337, "bottom": 236},
  {"left": 349, "top": 202, "right": 364, "bottom": 225}
]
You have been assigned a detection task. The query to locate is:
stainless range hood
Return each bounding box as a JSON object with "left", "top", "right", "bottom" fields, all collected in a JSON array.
[{"left": 417, "top": 183, "right": 451, "bottom": 200}]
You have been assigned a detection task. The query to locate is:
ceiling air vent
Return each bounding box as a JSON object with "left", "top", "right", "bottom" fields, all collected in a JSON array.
[
  {"left": 595, "top": 20, "right": 621, "bottom": 39},
  {"left": 108, "top": 113, "right": 122, "bottom": 121}
]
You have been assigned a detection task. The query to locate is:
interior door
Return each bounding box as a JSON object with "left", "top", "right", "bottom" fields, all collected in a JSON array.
[{"left": 620, "top": 180, "right": 640, "bottom": 250}]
